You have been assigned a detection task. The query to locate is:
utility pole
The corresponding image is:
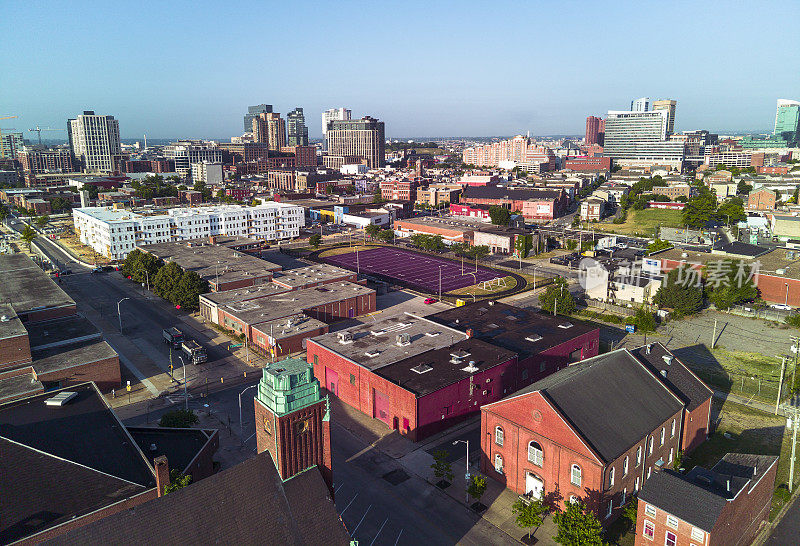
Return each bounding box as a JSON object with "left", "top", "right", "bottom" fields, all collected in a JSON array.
[
  {"left": 791, "top": 336, "right": 800, "bottom": 394},
  {"left": 711, "top": 319, "right": 718, "bottom": 349},
  {"left": 777, "top": 356, "right": 788, "bottom": 415},
  {"left": 787, "top": 406, "right": 800, "bottom": 492}
]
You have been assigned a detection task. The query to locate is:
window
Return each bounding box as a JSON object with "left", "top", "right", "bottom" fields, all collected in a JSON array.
[
  {"left": 569, "top": 495, "right": 579, "bottom": 504},
  {"left": 494, "top": 454, "right": 504, "bottom": 474},
  {"left": 495, "top": 426, "right": 504, "bottom": 446},
  {"left": 643, "top": 520, "right": 655, "bottom": 540},
  {"left": 660, "top": 427, "right": 665, "bottom": 446},
  {"left": 623, "top": 456, "right": 629, "bottom": 476},
  {"left": 637, "top": 446, "right": 642, "bottom": 466},
  {"left": 609, "top": 467, "right": 615, "bottom": 488},
  {"left": 649, "top": 436, "right": 654, "bottom": 455},
  {"left": 669, "top": 448, "right": 674, "bottom": 464},
  {"left": 666, "top": 515, "right": 679, "bottom": 529},
  {"left": 665, "top": 531, "right": 676, "bottom": 546},
  {"left": 349, "top": 373, "right": 355, "bottom": 385},
  {"left": 635, "top": 477, "right": 640, "bottom": 492},
  {"left": 621, "top": 488, "right": 627, "bottom": 505},
  {"left": 528, "top": 441, "right": 544, "bottom": 466},
  {"left": 671, "top": 419, "right": 676, "bottom": 438},
  {"left": 571, "top": 464, "right": 582, "bottom": 487},
  {"left": 647, "top": 467, "right": 652, "bottom": 478},
  {"left": 644, "top": 504, "right": 656, "bottom": 517},
  {"left": 521, "top": 369, "right": 528, "bottom": 380},
  {"left": 605, "top": 500, "right": 613, "bottom": 519},
  {"left": 313, "top": 355, "right": 318, "bottom": 366},
  {"left": 691, "top": 527, "right": 705, "bottom": 542}
]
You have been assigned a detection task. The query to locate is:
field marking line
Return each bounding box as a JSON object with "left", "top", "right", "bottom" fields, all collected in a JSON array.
[
  {"left": 394, "top": 529, "right": 404, "bottom": 546},
  {"left": 352, "top": 505, "right": 373, "bottom": 535},
  {"left": 370, "top": 518, "right": 390, "bottom": 546},
  {"left": 340, "top": 493, "right": 359, "bottom": 516}
]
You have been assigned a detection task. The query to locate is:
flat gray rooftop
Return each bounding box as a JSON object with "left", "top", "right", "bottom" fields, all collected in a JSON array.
[
  {"left": 0, "top": 371, "right": 43, "bottom": 404},
  {"left": 0, "top": 304, "right": 27, "bottom": 341},
  {"left": 200, "top": 283, "right": 289, "bottom": 307},
  {"left": 32, "top": 339, "right": 118, "bottom": 375},
  {"left": 25, "top": 315, "right": 101, "bottom": 350},
  {"left": 271, "top": 264, "right": 355, "bottom": 289},
  {"left": 251, "top": 313, "right": 327, "bottom": 341},
  {"left": 141, "top": 241, "right": 281, "bottom": 286},
  {"left": 0, "top": 254, "right": 75, "bottom": 316},
  {"left": 221, "top": 281, "right": 374, "bottom": 326},
  {"left": 309, "top": 313, "right": 465, "bottom": 371}
]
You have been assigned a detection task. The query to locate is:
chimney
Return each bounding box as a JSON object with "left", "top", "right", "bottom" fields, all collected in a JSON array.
[
  {"left": 154, "top": 455, "right": 170, "bottom": 497},
  {"left": 466, "top": 328, "right": 473, "bottom": 339},
  {"left": 646, "top": 343, "right": 651, "bottom": 354},
  {"left": 209, "top": 235, "right": 217, "bottom": 245}
]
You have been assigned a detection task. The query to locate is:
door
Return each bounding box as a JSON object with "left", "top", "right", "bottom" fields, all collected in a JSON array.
[
  {"left": 525, "top": 472, "right": 544, "bottom": 500},
  {"left": 325, "top": 368, "right": 339, "bottom": 397},
  {"left": 373, "top": 389, "right": 391, "bottom": 426}
]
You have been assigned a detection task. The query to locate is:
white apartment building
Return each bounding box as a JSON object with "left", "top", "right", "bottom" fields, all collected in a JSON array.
[
  {"left": 73, "top": 202, "right": 303, "bottom": 259},
  {"left": 191, "top": 161, "right": 224, "bottom": 185},
  {"left": 67, "top": 111, "right": 122, "bottom": 173},
  {"left": 321, "top": 107, "right": 352, "bottom": 145},
  {"left": 164, "top": 140, "right": 222, "bottom": 176}
]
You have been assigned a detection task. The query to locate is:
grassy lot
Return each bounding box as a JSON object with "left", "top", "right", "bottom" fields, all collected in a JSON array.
[
  {"left": 596, "top": 208, "right": 684, "bottom": 237},
  {"left": 449, "top": 275, "right": 517, "bottom": 296},
  {"left": 317, "top": 245, "right": 379, "bottom": 257}
]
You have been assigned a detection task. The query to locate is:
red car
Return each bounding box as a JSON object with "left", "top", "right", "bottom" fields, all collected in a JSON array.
[{"left": 424, "top": 298, "right": 437, "bottom": 304}]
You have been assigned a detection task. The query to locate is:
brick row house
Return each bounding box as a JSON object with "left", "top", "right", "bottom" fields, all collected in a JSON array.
[{"left": 480, "top": 346, "right": 712, "bottom": 525}]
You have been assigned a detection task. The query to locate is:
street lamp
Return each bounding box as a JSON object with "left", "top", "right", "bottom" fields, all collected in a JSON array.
[
  {"left": 117, "top": 297, "right": 130, "bottom": 334},
  {"left": 178, "top": 355, "right": 188, "bottom": 410},
  {"left": 468, "top": 272, "right": 477, "bottom": 302},
  {"left": 786, "top": 283, "right": 790, "bottom": 306},
  {"left": 139, "top": 268, "right": 150, "bottom": 292},
  {"left": 239, "top": 384, "right": 258, "bottom": 446},
  {"left": 453, "top": 439, "right": 470, "bottom": 503},
  {"left": 439, "top": 265, "right": 445, "bottom": 302}
]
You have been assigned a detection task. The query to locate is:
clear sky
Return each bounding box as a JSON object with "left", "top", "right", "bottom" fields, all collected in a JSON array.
[{"left": 2, "top": 1, "right": 799, "bottom": 140}]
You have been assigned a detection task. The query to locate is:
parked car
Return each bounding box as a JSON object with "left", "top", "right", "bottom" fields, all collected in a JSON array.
[
  {"left": 90, "top": 266, "right": 103, "bottom": 274},
  {"left": 424, "top": 298, "right": 438, "bottom": 304},
  {"left": 770, "top": 304, "right": 792, "bottom": 311}
]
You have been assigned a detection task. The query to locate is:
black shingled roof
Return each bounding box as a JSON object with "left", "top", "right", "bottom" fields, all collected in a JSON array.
[
  {"left": 506, "top": 349, "right": 684, "bottom": 462},
  {"left": 463, "top": 186, "right": 562, "bottom": 201},
  {"left": 46, "top": 452, "right": 350, "bottom": 546},
  {"left": 629, "top": 343, "right": 712, "bottom": 411}
]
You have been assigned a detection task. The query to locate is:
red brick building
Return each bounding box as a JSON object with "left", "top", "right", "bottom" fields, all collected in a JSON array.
[
  {"left": 460, "top": 186, "right": 567, "bottom": 221},
  {"left": 380, "top": 179, "right": 418, "bottom": 202},
  {"left": 564, "top": 156, "right": 611, "bottom": 171},
  {"left": 16, "top": 148, "right": 74, "bottom": 174},
  {"left": 747, "top": 188, "right": 776, "bottom": 211},
  {"left": 450, "top": 203, "right": 491, "bottom": 221},
  {"left": 281, "top": 145, "right": 317, "bottom": 167},
  {"left": 480, "top": 349, "right": 688, "bottom": 524},
  {"left": 635, "top": 454, "right": 778, "bottom": 546}
]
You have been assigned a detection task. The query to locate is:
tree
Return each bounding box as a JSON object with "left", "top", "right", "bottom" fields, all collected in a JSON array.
[
  {"left": 365, "top": 224, "right": 381, "bottom": 238},
  {"left": 377, "top": 229, "right": 394, "bottom": 243},
  {"left": 737, "top": 180, "right": 753, "bottom": 195},
  {"left": 647, "top": 238, "right": 672, "bottom": 254},
  {"left": 785, "top": 314, "right": 800, "bottom": 329},
  {"left": 20, "top": 225, "right": 37, "bottom": 249},
  {"left": 430, "top": 450, "right": 454, "bottom": 487},
  {"left": 622, "top": 498, "right": 638, "bottom": 532},
  {"left": 172, "top": 270, "right": 209, "bottom": 311},
  {"left": 716, "top": 197, "right": 746, "bottom": 225},
  {"left": 49, "top": 196, "right": 73, "bottom": 213},
  {"left": 633, "top": 308, "right": 657, "bottom": 332},
  {"left": 704, "top": 259, "right": 758, "bottom": 310},
  {"left": 515, "top": 234, "right": 533, "bottom": 258},
  {"left": 566, "top": 240, "right": 578, "bottom": 251},
  {"left": 153, "top": 261, "right": 184, "bottom": 302},
  {"left": 682, "top": 187, "right": 717, "bottom": 229},
  {"left": 309, "top": 233, "right": 322, "bottom": 248},
  {"left": 250, "top": 198, "right": 262, "bottom": 207},
  {"left": 539, "top": 278, "right": 576, "bottom": 315},
  {"left": 34, "top": 215, "right": 50, "bottom": 229},
  {"left": 512, "top": 497, "right": 546, "bottom": 542},
  {"left": 653, "top": 266, "right": 704, "bottom": 317},
  {"left": 122, "top": 248, "right": 163, "bottom": 285},
  {"left": 159, "top": 409, "right": 199, "bottom": 428},
  {"left": 0, "top": 203, "right": 9, "bottom": 222},
  {"left": 467, "top": 474, "right": 488, "bottom": 507},
  {"left": 489, "top": 206, "right": 511, "bottom": 226},
  {"left": 552, "top": 500, "right": 606, "bottom": 546},
  {"left": 165, "top": 469, "right": 193, "bottom": 494}
]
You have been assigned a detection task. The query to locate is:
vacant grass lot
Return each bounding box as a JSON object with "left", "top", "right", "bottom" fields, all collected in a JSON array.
[
  {"left": 597, "top": 208, "right": 684, "bottom": 237},
  {"left": 449, "top": 275, "right": 517, "bottom": 296},
  {"left": 317, "top": 245, "right": 379, "bottom": 257}
]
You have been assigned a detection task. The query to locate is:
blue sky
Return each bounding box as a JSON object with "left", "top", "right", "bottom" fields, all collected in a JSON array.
[{"left": 2, "top": 1, "right": 799, "bottom": 140}]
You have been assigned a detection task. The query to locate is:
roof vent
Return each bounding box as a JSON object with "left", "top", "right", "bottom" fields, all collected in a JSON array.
[
  {"left": 461, "top": 360, "right": 479, "bottom": 373},
  {"left": 558, "top": 322, "right": 573, "bottom": 329},
  {"left": 45, "top": 391, "right": 78, "bottom": 407},
  {"left": 646, "top": 343, "right": 651, "bottom": 354},
  {"left": 425, "top": 332, "right": 440, "bottom": 337},
  {"left": 396, "top": 333, "right": 411, "bottom": 346},
  {"left": 365, "top": 350, "right": 380, "bottom": 357},
  {"left": 525, "top": 334, "right": 543, "bottom": 343},
  {"left": 660, "top": 370, "right": 668, "bottom": 378},
  {"left": 0, "top": 315, "right": 8, "bottom": 322},
  {"left": 663, "top": 355, "right": 673, "bottom": 366},
  {"left": 411, "top": 363, "right": 433, "bottom": 374},
  {"left": 337, "top": 331, "right": 353, "bottom": 344},
  {"left": 150, "top": 443, "right": 157, "bottom": 452},
  {"left": 450, "top": 349, "right": 470, "bottom": 364}
]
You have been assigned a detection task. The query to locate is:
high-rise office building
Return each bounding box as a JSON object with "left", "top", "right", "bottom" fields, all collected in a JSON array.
[
  {"left": 67, "top": 111, "right": 122, "bottom": 173},
  {"left": 0, "top": 132, "right": 25, "bottom": 159},
  {"left": 774, "top": 99, "right": 800, "bottom": 142},
  {"left": 603, "top": 110, "right": 684, "bottom": 168},
  {"left": 585, "top": 116, "right": 605, "bottom": 146},
  {"left": 321, "top": 108, "right": 351, "bottom": 149},
  {"left": 244, "top": 104, "right": 272, "bottom": 133},
  {"left": 253, "top": 113, "right": 287, "bottom": 151},
  {"left": 287, "top": 108, "right": 309, "bottom": 146},
  {"left": 630, "top": 97, "right": 650, "bottom": 112},
  {"left": 652, "top": 99, "right": 677, "bottom": 135},
  {"left": 164, "top": 140, "right": 222, "bottom": 176},
  {"left": 325, "top": 116, "right": 385, "bottom": 169}
]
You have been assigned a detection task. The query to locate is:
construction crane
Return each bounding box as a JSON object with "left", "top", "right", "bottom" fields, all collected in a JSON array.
[
  {"left": 29, "top": 126, "right": 58, "bottom": 146},
  {"left": 0, "top": 116, "right": 18, "bottom": 158}
]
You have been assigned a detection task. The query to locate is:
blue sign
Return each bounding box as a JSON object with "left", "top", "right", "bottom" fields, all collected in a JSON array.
[{"left": 625, "top": 324, "right": 635, "bottom": 333}]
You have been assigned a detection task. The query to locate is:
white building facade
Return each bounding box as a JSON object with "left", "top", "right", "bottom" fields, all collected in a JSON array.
[
  {"left": 164, "top": 140, "right": 222, "bottom": 176},
  {"left": 67, "top": 111, "right": 122, "bottom": 173},
  {"left": 73, "top": 202, "right": 303, "bottom": 259},
  {"left": 191, "top": 161, "right": 224, "bottom": 185}
]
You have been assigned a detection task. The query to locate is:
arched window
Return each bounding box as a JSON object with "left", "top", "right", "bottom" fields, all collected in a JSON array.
[
  {"left": 528, "top": 441, "right": 544, "bottom": 466},
  {"left": 623, "top": 456, "right": 629, "bottom": 477},
  {"left": 609, "top": 467, "right": 615, "bottom": 488},
  {"left": 571, "top": 464, "right": 582, "bottom": 487},
  {"left": 494, "top": 454, "right": 504, "bottom": 474},
  {"left": 569, "top": 495, "right": 579, "bottom": 505},
  {"left": 648, "top": 436, "right": 654, "bottom": 455},
  {"left": 671, "top": 419, "right": 676, "bottom": 437},
  {"left": 660, "top": 427, "right": 665, "bottom": 446},
  {"left": 636, "top": 446, "right": 642, "bottom": 466},
  {"left": 495, "top": 426, "right": 504, "bottom": 446}
]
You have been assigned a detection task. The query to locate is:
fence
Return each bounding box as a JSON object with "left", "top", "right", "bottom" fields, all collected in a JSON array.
[{"left": 728, "top": 304, "right": 791, "bottom": 324}]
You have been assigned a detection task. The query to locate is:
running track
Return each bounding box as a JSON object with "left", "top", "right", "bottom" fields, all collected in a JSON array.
[{"left": 323, "top": 247, "right": 501, "bottom": 293}]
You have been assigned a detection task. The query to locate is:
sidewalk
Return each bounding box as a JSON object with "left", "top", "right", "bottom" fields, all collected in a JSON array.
[{"left": 329, "top": 396, "right": 558, "bottom": 544}]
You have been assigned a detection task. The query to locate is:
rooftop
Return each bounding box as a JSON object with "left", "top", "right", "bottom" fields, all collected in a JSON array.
[
  {"left": 220, "top": 281, "right": 374, "bottom": 326},
  {"left": 638, "top": 454, "right": 778, "bottom": 532},
  {"left": 25, "top": 314, "right": 102, "bottom": 350},
  {"left": 629, "top": 342, "right": 713, "bottom": 411},
  {"left": 397, "top": 215, "right": 485, "bottom": 232},
  {"left": 129, "top": 427, "right": 217, "bottom": 476},
  {"left": 31, "top": 338, "right": 118, "bottom": 376},
  {"left": 271, "top": 263, "right": 355, "bottom": 289},
  {"left": 374, "top": 338, "right": 516, "bottom": 396},
  {"left": 309, "top": 313, "right": 465, "bottom": 372},
  {"left": 199, "top": 282, "right": 289, "bottom": 306},
  {"left": 463, "top": 186, "right": 562, "bottom": 201},
  {"left": 427, "top": 302, "right": 598, "bottom": 360},
  {"left": 251, "top": 314, "right": 328, "bottom": 342},
  {"left": 502, "top": 349, "right": 684, "bottom": 463},
  {"left": 0, "top": 370, "right": 43, "bottom": 404},
  {"left": 655, "top": 246, "right": 800, "bottom": 280},
  {"left": 0, "top": 303, "right": 27, "bottom": 341},
  {"left": 0, "top": 254, "right": 75, "bottom": 317}
]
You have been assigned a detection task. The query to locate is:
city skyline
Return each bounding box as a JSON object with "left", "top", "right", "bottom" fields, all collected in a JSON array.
[{"left": 2, "top": 1, "right": 799, "bottom": 139}]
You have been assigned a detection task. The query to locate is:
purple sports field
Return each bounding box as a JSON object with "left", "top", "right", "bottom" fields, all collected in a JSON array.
[{"left": 323, "top": 247, "right": 502, "bottom": 293}]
